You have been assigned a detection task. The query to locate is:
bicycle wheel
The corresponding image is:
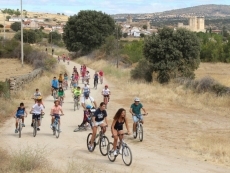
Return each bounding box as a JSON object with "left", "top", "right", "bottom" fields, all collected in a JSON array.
[
  {"left": 122, "top": 145, "right": 132, "bottom": 166},
  {"left": 133, "top": 124, "right": 138, "bottom": 139},
  {"left": 33, "top": 120, "right": 37, "bottom": 137},
  {"left": 18, "top": 122, "right": 22, "bottom": 138},
  {"left": 74, "top": 99, "right": 76, "bottom": 111},
  {"left": 107, "top": 142, "right": 117, "bottom": 162},
  {"left": 56, "top": 123, "right": 60, "bottom": 138},
  {"left": 99, "top": 136, "right": 109, "bottom": 156},
  {"left": 77, "top": 100, "right": 79, "bottom": 110},
  {"left": 139, "top": 123, "right": 143, "bottom": 142},
  {"left": 87, "top": 133, "right": 96, "bottom": 152}
]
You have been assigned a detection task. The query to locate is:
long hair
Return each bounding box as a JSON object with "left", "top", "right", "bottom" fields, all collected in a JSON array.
[{"left": 113, "top": 108, "right": 126, "bottom": 121}]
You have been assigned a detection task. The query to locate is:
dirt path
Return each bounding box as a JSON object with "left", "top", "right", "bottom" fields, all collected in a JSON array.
[{"left": 0, "top": 59, "right": 229, "bottom": 173}]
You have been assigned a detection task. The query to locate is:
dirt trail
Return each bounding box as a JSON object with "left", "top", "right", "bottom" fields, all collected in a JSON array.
[{"left": 0, "top": 59, "right": 229, "bottom": 173}]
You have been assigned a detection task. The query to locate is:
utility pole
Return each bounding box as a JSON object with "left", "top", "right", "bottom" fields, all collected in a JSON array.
[
  {"left": 116, "top": 23, "right": 119, "bottom": 68},
  {"left": 21, "top": 0, "right": 24, "bottom": 67},
  {"left": 0, "top": 9, "right": 6, "bottom": 40}
]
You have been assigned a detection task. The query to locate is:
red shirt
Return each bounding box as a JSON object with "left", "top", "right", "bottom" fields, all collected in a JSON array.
[{"left": 99, "top": 71, "right": 103, "bottom": 76}]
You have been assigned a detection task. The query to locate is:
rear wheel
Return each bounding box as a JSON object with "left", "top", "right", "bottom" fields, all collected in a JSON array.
[
  {"left": 107, "top": 142, "right": 117, "bottom": 162},
  {"left": 87, "top": 133, "right": 96, "bottom": 152},
  {"left": 139, "top": 123, "right": 143, "bottom": 142},
  {"left": 99, "top": 136, "right": 109, "bottom": 156},
  {"left": 77, "top": 99, "right": 79, "bottom": 110},
  {"left": 122, "top": 145, "right": 132, "bottom": 166},
  {"left": 133, "top": 124, "right": 138, "bottom": 139},
  {"left": 74, "top": 99, "right": 76, "bottom": 111}
]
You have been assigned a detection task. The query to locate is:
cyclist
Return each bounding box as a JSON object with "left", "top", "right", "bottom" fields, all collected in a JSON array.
[
  {"left": 102, "top": 85, "right": 111, "bottom": 102},
  {"left": 81, "top": 93, "right": 97, "bottom": 110},
  {"left": 85, "top": 71, "right": 90, "bottom": 84},
  {"left": 93, "top": 71, "right": 99, "bottom": 88},
  {"left": 14, "top": 102, "right": 28, "bottom": 133},
  {"left": 73, "top": 66, "right": 77, "bottom": 73},
  {"left": 110, "top": 108, "right": 130, "bottom": 155},
  {"left": 74, "top": 105, "right": 92, "bottom": 132},
  {"left": 33, "top": 88, "right": 41, "bottom": 103},
  {"left": 63, "top": 72, "right": 68, "bottom": 88},
  {"left": 50, "top": 99, "right": 64, "bottom": 131},
  {"left": 51, "top": 77, "right": 59, "bottom": 96},
  {"left": 58, "top": 87, "right": 65, "bottom": 103},
  {"left": 58, "top": 74, "right": 63, "bottom": 87},
  {"left": 73, "top": 86, "right": 81, "bottom": 101},
  {"left": 88, "top": 102, "right": 108, "bottom": 151},
  {"left": 82, "top": 82, "right": 90, "bottom": 97},
  {"left": 99, "top": 70, "right": 104, "bottom": 83},
  {"left": 30, "top": 99, "right": 44, "bottom": 131},
  {"left": 74, "top": 71, "right": 80, "bottom": 85},
  {"left": 129, "top": 97, "right": 148, "bottom": 137}
]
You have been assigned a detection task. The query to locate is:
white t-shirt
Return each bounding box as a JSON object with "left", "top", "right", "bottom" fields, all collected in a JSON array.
[
  {"left": 85, "top": 74, "right": 90, "bottom": 79},
  {"left": 81, "top": 96, "right": 95, "bottom": 107},
  {"left": 32, "top": 104, "right": 44, "bottom": 114},
  {"left": 34, "top": 92, "right": 41, "bottom": 98},
  {"left": 102, "top": 88, "right": 110, "bottom": 95},
  {"left": 83, "top": 86, "right": 90, "bottom": 93}
]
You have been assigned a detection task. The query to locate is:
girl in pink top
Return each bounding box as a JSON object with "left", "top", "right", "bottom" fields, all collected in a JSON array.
[{"left": 50, "top": 100, "right": 64, "bottom": 129}]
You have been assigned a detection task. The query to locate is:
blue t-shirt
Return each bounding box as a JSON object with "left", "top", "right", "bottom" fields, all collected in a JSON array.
[
  {"left": 16, "top": 107, "right": 25, "bottom": 116},
  {"left": 94, "top": 108, "right": 107, "bottom": 122},
  {"left": 52, "top": 80, "right": 59, "bottom": 88}
]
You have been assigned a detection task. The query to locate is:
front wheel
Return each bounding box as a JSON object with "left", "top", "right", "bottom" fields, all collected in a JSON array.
[
  {"left": 56, "top": 123, "right": 60, "bottom": 138},
  {"left": 122, "top": 145, "right": 132, "bottom": 166},
  {"left": 139, "top": 123, "right": 143, "bottom": 142},
  {"left": 107, "top": 142, "right": 117, "bottom": 162},
  {"left": 33, "top": 120, "right": 37, "bottom": 137},
  {"left": 87, "top": 133, "right": 96, "bottom": 152},
  {"left": 99, "top": 136, "right": 109, "bottom": 156},
  {"left": 18, "top": 122, "right": 22, "bottom": 138}
]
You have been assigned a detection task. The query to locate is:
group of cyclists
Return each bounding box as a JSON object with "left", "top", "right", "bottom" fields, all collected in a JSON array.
[{"left": 13, "top": 62, "right": 148, "bottom": 157}]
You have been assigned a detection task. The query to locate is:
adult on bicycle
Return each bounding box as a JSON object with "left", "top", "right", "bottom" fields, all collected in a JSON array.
[
  {"left": 93, "top": 71, "right": 99, "bottom": 88},
  {"left": 82, "top": 82, "right": 90, "bottom": 97},
  {"left": 102, "top": 85, "right": 111, "bottom": 102},
  {"left": 50, "top": 99, "right": 64, "bottom": 131},
  {"left": 88, "top": 102, "right": 108, "bottom": 151},
  {"left": 110, "top": 108, "right": 130, "bottom": 155},
  {"left": 51, "top": 77, "right": 59, "bottom": 96},
  {"left": 14, "top": 102, "right": 28, "bottom": 133},
  {"left": 30, "top": 99, "right": 44, "bottom": 131},
  {"left": 129, "top": 97, "right": 147, "bottom": 137},
  {"left": 58, "top": 87, "right": 65, "bottom": 103}
]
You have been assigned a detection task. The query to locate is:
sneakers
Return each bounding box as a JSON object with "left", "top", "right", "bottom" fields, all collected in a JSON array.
[
  {"left": 22, "top": 123, "right": 25, "bottom": 127},
  {"left": 15, "top": 129, "right": 18, "bottom": 133},
  {"left": 133, "top": 132, "right": 136, "bottom": 137},
  {"left": 113, "top": 149, "right": 118, "bottom": 156},
  {"left": 88, "top": 144, "right": 93, "bottom": 151},
  {"left": 50, "top": 124, "right": 53, "bottom": 129},
  {"left": 37, "top": 128, "right": 40, "bottom": 131}
]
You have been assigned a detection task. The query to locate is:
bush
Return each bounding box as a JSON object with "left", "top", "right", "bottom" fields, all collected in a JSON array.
[
  {"left": 44, "top": 57, "right": 57, "bottom": 71},
  {"left": 131, "top": 58, "right": 152, "bottom": 82},
  {"left": 0, "top": 81, "right": 10, "bottom": 98}
]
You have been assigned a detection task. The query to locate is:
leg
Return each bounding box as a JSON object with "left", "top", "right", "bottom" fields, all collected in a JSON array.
[
  {"left": 112, "top": 130, "right": 118, "bottom": 150},
  {"left": 15, "top": 118, "right": 19, "bottom": 129},
  {"left": 21, "top": 116, "right": 24, "bottom": 124},
  {"left": 90, "top": 126, "right": 97, "bottom": 146}
]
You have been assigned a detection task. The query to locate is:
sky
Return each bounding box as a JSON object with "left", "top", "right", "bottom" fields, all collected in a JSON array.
[{"left": 0, "top": 0, "right": 230, "bottom": 15}]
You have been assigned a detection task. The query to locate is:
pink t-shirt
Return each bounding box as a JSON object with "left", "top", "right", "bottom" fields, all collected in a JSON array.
[{"left": 51, "top": 105, "right": 62, "bottom": 114}]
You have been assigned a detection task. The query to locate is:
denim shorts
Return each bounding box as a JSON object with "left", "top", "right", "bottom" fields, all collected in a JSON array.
[
  {"left": 132, "top": 114, "right": 143, "bottom": 123},
  {"left": 52, "top": 114, "right": 60, "bottom": 119}
]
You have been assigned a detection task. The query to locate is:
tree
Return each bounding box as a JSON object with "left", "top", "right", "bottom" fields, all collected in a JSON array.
[
  {"left": 143, "top": 27, "right": 200, "bottom": 83},
  {"left": 48, "top": 31, "right": 62, "bottom": 44},
  {"left": 143, "top": 25, "right": 147, "bottom": 30},
  {"left": 6, "top": 16, "right": 11, "bottom": 21},
  {"left": 14, "top": 9, "right": 21, "bottom": 17},
  {"left": 63, "top": 10, "right": 115, "bottom": 53},
  {"left": 14, "top": 29, "right": 43, "bottom": 43},
  {"left": 123, "top": 33, "right": 128, "bottom": 38},
  {"left": 114, "top": 24, "right": 122, "bottom": 39},
  {"left": 140, "top": 33, "right": 145, "bottom": 38},
  {"left": 10, "top": 22, "right": 21, "bottom": 32}
]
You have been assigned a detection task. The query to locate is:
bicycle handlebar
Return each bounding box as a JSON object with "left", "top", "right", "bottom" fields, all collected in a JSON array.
[{"left": 50, "top": 114, "right": 64, "bottom": 116}]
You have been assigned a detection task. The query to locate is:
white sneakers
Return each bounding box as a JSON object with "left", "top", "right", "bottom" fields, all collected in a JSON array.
[
  {"left": 133, "top": 132, "right": 136, "bottom": 137},
  {"left": 113, "top": 149, "right": 118, "bottom": 156}
]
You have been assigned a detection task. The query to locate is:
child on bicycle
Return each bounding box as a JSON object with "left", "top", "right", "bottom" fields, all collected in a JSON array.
[
  {"left": 14, "top": 102, "right": 28, "bottom": 133},
  {"left": 102, "top": 85, "right": 111, "bottom": 102},
  {"left": 110, "top": 108, "right": 130, "bottom": 155},
  {"left": 129, "top": 97, "right": 148, "bottom": 138},
  {"left": 73, "top": 86, "right": 81, "bottom": 100},
  {"left": 50, "top": 99, "right": 64, "bottom": 131},
  {"left": 58, "top": 87, "right": 65, "bottom": 103},
  {"left": 64, "top": 72, "right": 68, "bottom": 87}
]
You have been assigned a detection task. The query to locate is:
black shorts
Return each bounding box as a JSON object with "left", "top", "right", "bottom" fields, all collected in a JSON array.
[
  {"left": 32, "top": 114, "right": 41, "bottom": 120},
  {"left": 58, "top": 80, "right": 62, "bottom": 83},
  {"left": 104, "top": 95, "right": 109, "bottom": 97},
  {"left": 52, "top": 86, "right": 59, "bottom": 90},
  {"left": 114, "top": 125, "right": 123, "bottom": 131}
]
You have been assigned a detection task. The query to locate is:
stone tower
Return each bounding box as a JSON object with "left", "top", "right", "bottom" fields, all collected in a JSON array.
[{"left": 126, "top": 15, "right": 132, "bottom": 24}]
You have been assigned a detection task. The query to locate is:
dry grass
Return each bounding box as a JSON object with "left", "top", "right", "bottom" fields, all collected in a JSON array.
[
  {"left": 0, "top": 32, "right": 16, "bottom": 39},
  {"left": 0, "top": 59, "right": 34, "bottom": 82},
  {"left": 32, "top": 45, "right": 69, "bottom": 57},
  {"left": 0, "top": 63, "right": 66, "bottom": 126}
]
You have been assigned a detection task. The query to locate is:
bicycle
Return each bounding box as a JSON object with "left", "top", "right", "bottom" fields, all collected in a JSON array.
[
  {"left": 17, "top": 114, "right": 26, "bottom": 138},
  {"left": 63, "top": 80, "right": 68, "bottom": 90},
  {"left": 103, "top": 95, "right": 109, "bottom": 109},
  {"left": 107, "top": 133, "right": 132, "bottom": 166},
  {"left": 133, "top": 114, "right": 147, "bottom": 142},
  {"left": 51, "top": 114, "right": 64, "bottom": 138},
  {"left": 73, "top": 95, "right": 80, "bottom": 111},
  {"left": 53, "top": 89, "right": 58, "bottom": 100},
  {"left": 59, "top": 97, "right": 64, "bottom": 106},
  {"left": 94, "top": 80, "right": 98, "bottom": 89},
  {"left": 32, "top": 112, "right": 44, "bottom": 137},
  {"left": 99, "top": 76, "right": 103, "bottom": 84},
  {"left": 86, "top": 125, "right": 109, "bottom": 156}
]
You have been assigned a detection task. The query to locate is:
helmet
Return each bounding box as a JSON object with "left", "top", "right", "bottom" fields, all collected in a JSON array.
[
  {"left": 84, "top": 93, "right": 89, "bottom": 97},
  {"left": 37, "top": 96, "right": 42, "bottom": 100},
  {"left": 105, "top": 85, "right": 108, "bottom": 87},
  {"left": 134, "top": 97, "right": 140, "bottom": 102},
  {"left": 86, "top": 105, "right": 92, "bottom": 109}
]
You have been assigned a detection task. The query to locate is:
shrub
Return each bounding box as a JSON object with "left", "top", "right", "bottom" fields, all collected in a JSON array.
[{"left": 44, "top": 57, "right": 57, "bottom": 71}]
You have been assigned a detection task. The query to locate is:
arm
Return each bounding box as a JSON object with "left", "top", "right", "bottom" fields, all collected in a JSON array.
[
  {"left": 111, "top": 119, "right": 116, "bottom": 136},
  {"left": 129, "top": 107, "right": 134, "bottom": 115},
  {"left": 93, "top": 101, "right": 97, "bottom": 109},
  {"left": 60, "top": 107, "right": 64, "bottom": 115},
  {"left": 142, "top": 107, "right": 147, "bottom": 115},
  {"left": 24, "top": 110, "right": 28, "bottom": 117},
  {"left": 13, "top": 110, "right": 17, "bottom": 118},
  {"left": 92, "top": 116, "right": 96, "bottom": 125},
  {"left": 104, "top": 117, "right": 108, "bottom": 126},
  {"left": 81, "top": 103, "right": 86, "bottom": 110}
]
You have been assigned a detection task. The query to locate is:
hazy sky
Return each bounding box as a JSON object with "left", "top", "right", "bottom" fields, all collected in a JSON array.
[{"left": 0, "top": 0, "right": 229, "bottom": 15}]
